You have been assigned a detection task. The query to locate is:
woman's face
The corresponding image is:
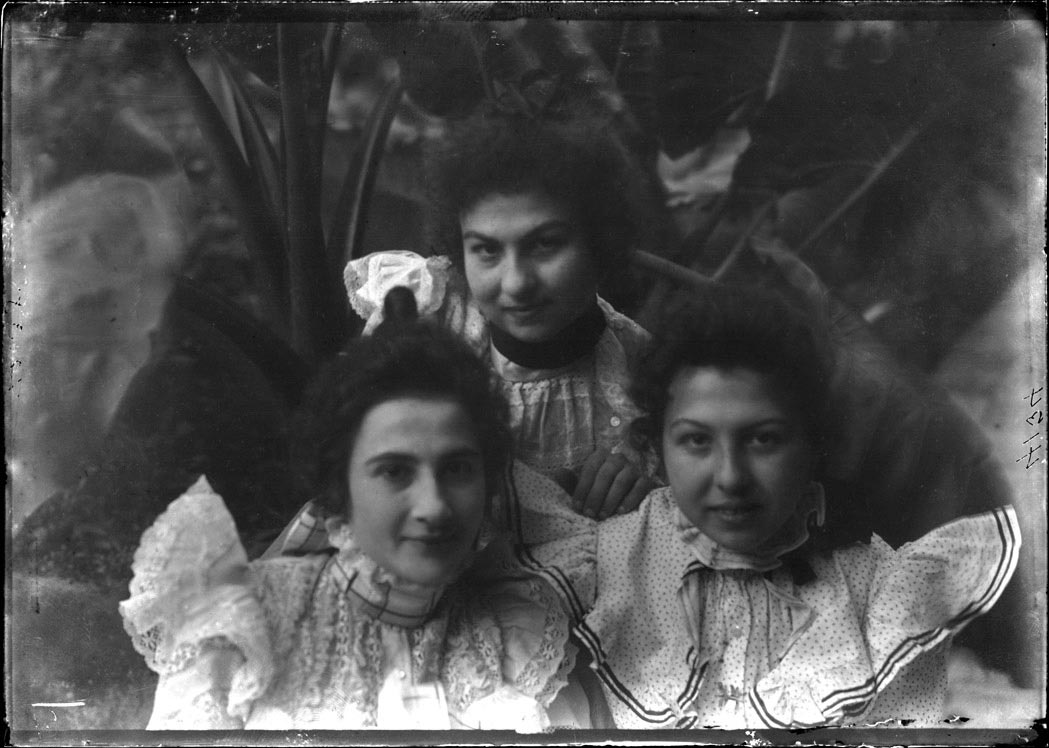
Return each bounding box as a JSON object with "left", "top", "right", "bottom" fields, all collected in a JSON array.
[
  {"left": 347, "top": 396, "right": 486, "bottom": 587},
  {"left": 662, "top": 366, "right": 814, "bottom": 553},
  {"left": 461, "top": 191, "right": 599, "bottom": 343}
]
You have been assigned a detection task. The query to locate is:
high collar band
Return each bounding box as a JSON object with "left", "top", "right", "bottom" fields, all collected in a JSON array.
[
  {"left": 675, "top": 484, "right": 825, "bottom": 573},
  {"left": 330, "top": 549, "right": 446, "bottom": 628}
]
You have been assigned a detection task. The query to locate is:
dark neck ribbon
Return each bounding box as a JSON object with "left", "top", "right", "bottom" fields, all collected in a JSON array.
[{"left": 489, "top": 302, "right": 606, "bottom": 370}]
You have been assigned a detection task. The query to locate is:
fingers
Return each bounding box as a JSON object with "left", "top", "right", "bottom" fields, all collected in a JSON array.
[
  {"left": 572, "top": 449, "right": 654, "bottom": 520},
  {"left": 550, "top": 467, "right": 579, "bottom": 497},
  {"left": 572, "top": 448, "right": 609, "bottom": 510},
  {"left": 615, "top": 475, "right": 655, "bottom": 516},
  {"left": 577, "top": 451, "right": 628, "bottom": 519},
  {"left": 596, "top": 464, "right": 639, "bottom": 520}
]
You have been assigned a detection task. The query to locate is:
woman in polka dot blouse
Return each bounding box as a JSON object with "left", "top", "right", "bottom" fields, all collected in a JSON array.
[{"left": 513, "top": 283, "right": 1020, "bottom": 729}]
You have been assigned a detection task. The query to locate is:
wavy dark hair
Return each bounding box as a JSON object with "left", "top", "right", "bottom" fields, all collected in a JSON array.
[
  {"left": 630, "top": 283, "right": 871, "bottom": 560},
  {"left": 294, "top": 289, "right": 512, "bottom": 517},
  {"left": 425, "top": 106, "right": 658, "bottom": 278}
]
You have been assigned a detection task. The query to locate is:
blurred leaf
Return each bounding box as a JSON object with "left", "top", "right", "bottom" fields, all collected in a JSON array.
[
  {"left": 612, "top": 20, "right": 660, "bottom": 146},
  {"left": 656, "top": 22, "right": 785, "bottom": 157},
  {"left": 329, "top": 77, "right": 405, "bottom": 267},
  {"left": 278, "top": 23, "right": 347, "bottom": 361},
  {"left": 214, "top": 49, "right": 285, "bottom": 226},
  {"left": 796, "top": 119, "right": 928, "bottom": 256},
  {"left": 169, "top": 44, "right": 289, "bottom": 335},
  {"left": 321, "top": 23, "right": 345, "bottom": 98}
]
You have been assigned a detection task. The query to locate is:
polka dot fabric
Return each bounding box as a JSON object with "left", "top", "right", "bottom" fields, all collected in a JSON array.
[{"left": 512, "top": 473, "right": 1021, "bottom": 729}]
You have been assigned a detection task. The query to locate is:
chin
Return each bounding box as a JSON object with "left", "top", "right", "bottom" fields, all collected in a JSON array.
[
  {"left": 502, "top": 323, "right": 553, "bottom": 342},
  {"left": 399, "top": 560, "right": 463, "bottom": 588}
]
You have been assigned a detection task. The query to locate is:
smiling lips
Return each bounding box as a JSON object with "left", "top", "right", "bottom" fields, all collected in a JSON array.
[
  {"left": 708, "top": 504, "right": 761, "bottom": 522},
  {"left": 403, "top": 533, "right": 457, "bottom": 547},
  {"left": 501, "top": 302, "right": 547, "bottom": 318}
]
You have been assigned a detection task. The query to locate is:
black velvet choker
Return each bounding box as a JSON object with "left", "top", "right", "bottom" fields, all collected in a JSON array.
[{"left": 489, "top": 301, "right": 606, "bottom": 370}]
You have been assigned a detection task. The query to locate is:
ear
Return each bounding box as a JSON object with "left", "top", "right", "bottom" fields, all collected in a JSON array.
[{"left": 807, "top": 481, "right": 827, "bottom": 528}]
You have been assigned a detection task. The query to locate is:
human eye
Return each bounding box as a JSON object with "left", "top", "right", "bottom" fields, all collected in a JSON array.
[
  {"left": 373, "top": 461, "right": 414, "bottom": 486},
  {"left": 676, "top": 431, "right": 712, "bottom": 453},
  {"left": 529, "top": 230, "right": 569, "bottom": 256},
  {"left": 441, "top": 457, "right": 479, "bottom": 483},
  {"left": 464, "top": 241, "right": 501, "bottom": 264},
  {"left": 748, "top": 429, "right": 786, "bottom": 452}
]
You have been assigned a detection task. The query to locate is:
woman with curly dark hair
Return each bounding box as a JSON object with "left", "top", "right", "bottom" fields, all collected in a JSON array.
[
  {"left": 119, "top": 290, "right": 572, "bottom": 730},
  {"left": 515, "top": 283, "right": 1020, "bottom": 729},
  {"left": 344, "top": 103, "right": 661, "bottom": 522}
]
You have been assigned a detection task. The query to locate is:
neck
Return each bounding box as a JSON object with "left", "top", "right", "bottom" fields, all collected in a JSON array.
[{"left": 489, "top": 300, "right": 606, "bottom": 369}]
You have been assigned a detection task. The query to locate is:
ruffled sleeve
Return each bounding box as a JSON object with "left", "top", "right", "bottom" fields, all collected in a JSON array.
[
  {"left": 593, "top": 299, "right": 654, "bottom": 473},
  {"left": 749, "top": 506, "right": 1020, "bottom": 727},
  {"left": 505, "top": 461, "right": 598, "bottom": 625},
  {"left": 859, "top": 505, "right": 1021, "bottom": 711},
  {"left": 119, "top": 476, "right": 275, "bottom": 727}
]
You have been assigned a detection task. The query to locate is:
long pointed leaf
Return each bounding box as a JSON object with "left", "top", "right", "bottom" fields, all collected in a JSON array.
[
  {"left": 187, "top": 50, "right": 246, "bottom": 158},
  {"left": 328, "top": 77, "right": 405, "bottom": 268},
  {"left": 764, "top": 21, "right": 796, "bottom": 102},
  {"left": 215, "top": 48, "right": 285, "bottom": 227},
  {"left": 631, "top": 250, "right": 715, "bottom": 293},
  {"left": 316, "top": 23, "right": 344, "bottom": 214},
  {"left": 168, "top": 45, "right": 289, "bottom": 337},
  {"left": 321, "top": 23, "right": 343, "bottom": 104},
  {"left": 796, "top": 119, "right": 928, "bottom": 256},
  {"left": 278, "top": 24, "right": 345, "bottom": 362},
  {"left": 712, "top": 198, "right": 777, "bottom": 280}
]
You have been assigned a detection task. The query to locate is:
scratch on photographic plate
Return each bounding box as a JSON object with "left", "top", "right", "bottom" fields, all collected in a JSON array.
[{"left": 745, "top": 729, "right": 772, "bottom": 746}]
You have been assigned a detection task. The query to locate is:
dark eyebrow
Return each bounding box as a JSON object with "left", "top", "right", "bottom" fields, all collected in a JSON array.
[
  {"left": 462, "top": 220, "right": 574, "bottom": 245},
  {"left": 364, "top": 452, "right": 417, "bottom": 466},
  {"left": 441, "top": 449, "right": 484, "bottom": 465},
  {"left": 668, "top": 417, "right": 790, "bottom": 430},
  {"left": 364, "top": 447, "right": 482, "bottom": 465},
  {"left": 461, "top": 230, "right": 496, "bottom": 243}
]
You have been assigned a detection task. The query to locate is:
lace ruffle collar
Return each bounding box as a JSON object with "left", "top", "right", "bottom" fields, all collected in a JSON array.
[{"left": 327, "top": 522, "right": 447, "bottom": 629}]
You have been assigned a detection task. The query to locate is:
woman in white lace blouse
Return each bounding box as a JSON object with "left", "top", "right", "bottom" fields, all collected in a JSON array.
[{"left": 119, "top": 292, "right": 571, "bottom": 730}]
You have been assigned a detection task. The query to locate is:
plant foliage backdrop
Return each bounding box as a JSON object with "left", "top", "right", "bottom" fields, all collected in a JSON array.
[{"left": 5, "top": 2, "right": 1045, "bottom": 733}]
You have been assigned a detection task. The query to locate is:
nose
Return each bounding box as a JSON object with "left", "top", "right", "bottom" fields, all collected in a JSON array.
[
  {"left": 500, "top": 252, "right": 538, "bottom": 299},
  {"left": 715, "top": 445, "right": 751, "bottom": 495},
  {"left": 409, "top": 468, "right": 454, "bottom": 526}
]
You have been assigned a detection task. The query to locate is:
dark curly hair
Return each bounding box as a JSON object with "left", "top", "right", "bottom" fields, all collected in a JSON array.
[
  {"left": 630, "top": 283, "right": 873, "bottom": 560},
  {"left": 294, "top": 290, "right": 511, "bottom": 517},
  {"left": 631, "top": 283, "right": 833, "bottom": 460},
  {"left": 425, "top": 107, "right": 658, "bottom": 278}
]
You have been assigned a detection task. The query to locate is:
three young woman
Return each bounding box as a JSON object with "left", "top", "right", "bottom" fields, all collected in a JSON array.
[{"left": 122, "top": 104, "right": 1020, "bottom": 730}]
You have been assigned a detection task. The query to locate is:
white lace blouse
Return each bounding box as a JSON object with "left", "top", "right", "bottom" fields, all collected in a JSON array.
[
  {"left": 120, "top": 477, "right": 572, "bottom": 730},
  {"left": 508, "top": 466, "right": 1021, "bottom": 729},
  {"left": 344, "top": 251, "right": 651, "bottom": 477}
]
